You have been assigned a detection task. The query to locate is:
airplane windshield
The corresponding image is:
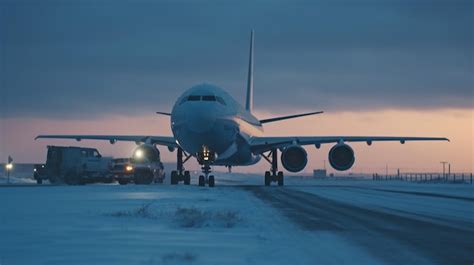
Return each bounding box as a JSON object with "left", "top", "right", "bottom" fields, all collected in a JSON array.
[
  {"left": 188, "top": 95, "right": 201, "bottom": 101},
  {"left": 216, "top": 96, "right": 226, "bottom": 105},
  {"left": 179, "top": 95, "right": 226, "bottom": 105},
  {"left": 202, "top": 95, "right": 216, "bottom": 101}
]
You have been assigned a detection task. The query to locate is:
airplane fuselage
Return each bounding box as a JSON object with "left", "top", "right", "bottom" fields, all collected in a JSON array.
[{"left": 171, "top": 84, "right": 262, "bottom": 166}]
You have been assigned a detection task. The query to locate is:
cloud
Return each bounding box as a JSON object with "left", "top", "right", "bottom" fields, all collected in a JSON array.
[{"left": 1, "top": 0, "right": 472, "bottom": 118}]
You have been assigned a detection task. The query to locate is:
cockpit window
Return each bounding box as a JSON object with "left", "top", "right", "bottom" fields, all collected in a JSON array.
[
  {"left": 188, "top": 95, "right": 201, "bottom": 101},
  {"left": 179, "top": 95, "right": 226, "bottom": 105},
  {"left": 202, "top": 95, "right": 216, "bottom": 101},
  {"left": 216, "top": 96, "right": 226, "bottom": 105}
]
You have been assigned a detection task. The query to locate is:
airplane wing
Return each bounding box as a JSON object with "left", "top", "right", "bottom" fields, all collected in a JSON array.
[
  {"left": 250, "top": 136, "right": 449, "bottom": 153},
  {"left": 35, "top": 135, "right": 178, "bottom": 148}
]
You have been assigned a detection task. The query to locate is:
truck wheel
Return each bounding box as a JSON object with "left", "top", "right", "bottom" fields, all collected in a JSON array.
[
  {"left": 135, "top": 172, "right": 153, "bottom": 185},
  {"left": 134, "top": 176, "right": 141, "bottom": 184},
  {"left": 155, "top": 177, "right": 164, "bottom": 184},
  {"left": 49, "top": 176, "right": 61, "bottom": 185},
  {"left": 65, "top": 175, "right": 83, "bottom": 185},
  {"left": 104, "top": 177, "right": 114, "bottom": 184},
  {"left": 143, "top": 174, "right": 153, "bottom": 184},
  {"left": 118, "top": 179, "right": 128, "bottom": 185}
]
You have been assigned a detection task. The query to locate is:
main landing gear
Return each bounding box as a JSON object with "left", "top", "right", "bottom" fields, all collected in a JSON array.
[
  {"left": 170, "top": 148, "right": 192, "bottom": 185},
  {"left": 262, "top": 149, "right": 284, "bottom": 186}
]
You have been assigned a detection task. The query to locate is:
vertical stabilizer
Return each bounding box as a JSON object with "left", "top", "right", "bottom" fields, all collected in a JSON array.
[{"left": 245, "top": 30, "right": 254, "bottom": 113}]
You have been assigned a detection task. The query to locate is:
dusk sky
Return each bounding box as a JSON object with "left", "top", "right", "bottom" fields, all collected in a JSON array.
[{"left": 1, "top": 0, "right": 472, "bottom": 173}]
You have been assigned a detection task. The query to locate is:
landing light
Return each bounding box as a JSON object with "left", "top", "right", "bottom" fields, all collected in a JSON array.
[
  {"left": 202, "top": 146, "right": 210, "bottom": 160},
  {"left": 5, "top": 163, "right": 13, "bottom": 170}
]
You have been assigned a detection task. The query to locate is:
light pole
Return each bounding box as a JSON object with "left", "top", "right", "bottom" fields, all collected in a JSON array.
[
  {"left": 5, "top": 156, "right": 13, "bottom": 184},
  {"left": 5, "top": 163, "right": 12, "bottom": 184},
  {"left": 440, "top": 161, "right": 448, "bottom": 180}
]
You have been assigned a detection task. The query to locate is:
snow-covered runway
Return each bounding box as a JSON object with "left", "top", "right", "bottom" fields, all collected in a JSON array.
[
  {"left": 0, "top": 175, "right": 472, "bottom": 265},
  {"left": 248, "top": 186, "right": 473, "bottom": 265}
]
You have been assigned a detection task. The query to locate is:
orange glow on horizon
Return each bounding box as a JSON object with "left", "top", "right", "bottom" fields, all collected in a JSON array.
[{"left": 0, "top": 108, "right": 472, "bottom": 174}]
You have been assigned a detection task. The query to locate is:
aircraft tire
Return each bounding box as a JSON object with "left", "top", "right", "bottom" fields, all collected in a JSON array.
[
  {"left": 171, "top": 171, "right": 178, "bottom": 185},
  {"left": 264, "top": 171, "right": 271, "bottom": 186},
  {"left": 198, "top": 175, "right": 205, "bottom": 186},
  {"left": 209, "top": 175, "right": 215, "bottom": 187},
  {"left": 277, "top": 171, "right": 284, "bottom": 186},
  {"left": 184, "top": 171, "right": 191, "bottom": 185}
]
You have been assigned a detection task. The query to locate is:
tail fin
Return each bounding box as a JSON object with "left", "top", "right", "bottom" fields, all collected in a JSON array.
[{"left": 245, "top": 30, "right": 254, "bottom": 113}]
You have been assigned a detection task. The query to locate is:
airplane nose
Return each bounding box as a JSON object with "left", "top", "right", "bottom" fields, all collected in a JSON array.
[{"left": 186, "top": 108, "right": 217, "bottom": 133}]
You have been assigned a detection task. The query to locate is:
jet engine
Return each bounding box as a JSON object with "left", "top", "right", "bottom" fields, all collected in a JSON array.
[
  {"left": 328, "top": 143, "right": 355, "bottom": 171},
  {"left": 132, "top": 144, "right": 161, "bottom": 163},
  {"left": 281, "top": 145, "right": 308, "bottom": 172}
]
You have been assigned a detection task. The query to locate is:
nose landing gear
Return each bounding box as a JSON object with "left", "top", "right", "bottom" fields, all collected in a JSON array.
[
  {"left": 197, "top": 146, "right": 216, "bottom": 187},
  {"left": 198, "top": 164, "right": 215, "bottom": 187}
]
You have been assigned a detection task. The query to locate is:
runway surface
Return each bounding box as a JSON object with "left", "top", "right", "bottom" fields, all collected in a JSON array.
[
  {"left": 246, "top": 186, "right": 473, "bottom": 265},
  {"left": 0, "top": 176, "right": 472, "bottom": 265}
]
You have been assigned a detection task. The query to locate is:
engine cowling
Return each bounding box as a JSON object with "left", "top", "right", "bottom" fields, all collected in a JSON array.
[
  {"left": 328, "top": 143, "right": 355, "bottom": 171},
  {"left": 132, "top": 144, "right": 161, "bottom": 163},
  {"left": 281, "top": 145, "right": 308, "bottom": 173}
]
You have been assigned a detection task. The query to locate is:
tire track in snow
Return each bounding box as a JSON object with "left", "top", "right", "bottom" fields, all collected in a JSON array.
[{"left": 245, "top": 187, "right": 474, "bottom": 265}]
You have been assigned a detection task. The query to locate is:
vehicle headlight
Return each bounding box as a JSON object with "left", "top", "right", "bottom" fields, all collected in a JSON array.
[
  {"left": 134, "top": 149, "right": 143, "bottom": 159},
  {"left": 125, "top": 165, "right": 133, "bottom": 172}
]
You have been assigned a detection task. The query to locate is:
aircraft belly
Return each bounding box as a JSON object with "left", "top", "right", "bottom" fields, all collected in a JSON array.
[{"left": 214, "top": 133, "right": 261, "bottom": 166}]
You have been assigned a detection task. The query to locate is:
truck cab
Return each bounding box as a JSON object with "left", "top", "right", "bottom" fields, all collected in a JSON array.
[{"left": 112, "top": 144, "right": 165, "bottom": 185}]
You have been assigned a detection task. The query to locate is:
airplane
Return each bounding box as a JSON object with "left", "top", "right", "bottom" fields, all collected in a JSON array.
[{"left": 36, "top": 31, "right": 449, "bottom": 187}]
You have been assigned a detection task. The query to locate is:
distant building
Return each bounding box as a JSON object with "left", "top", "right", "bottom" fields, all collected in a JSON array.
[{"left": 313, "top": 169, "right": 327, "bottom": 178}]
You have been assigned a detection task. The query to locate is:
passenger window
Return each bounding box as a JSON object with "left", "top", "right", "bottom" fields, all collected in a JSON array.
[
  {"left": 188, "top": 95, "right": 201, "bottom": 101},
  {"left": 216, "top": 96, "right": 226, "bottom": 105},
  {"left": 93, "top": 150, "right": 101, "bottom": 158},
  {"left": 202, "top": 95, "right": 216, "bottom": 101},
  {"left": 81, "top": 150, "right": 87, "bottom": 157}
]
